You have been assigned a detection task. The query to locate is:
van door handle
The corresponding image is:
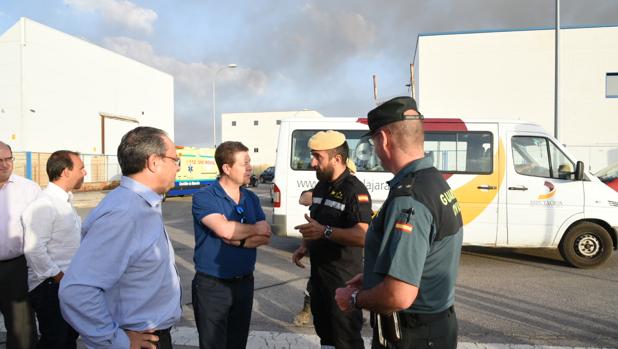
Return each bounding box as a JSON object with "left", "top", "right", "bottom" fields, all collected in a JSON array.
[
  {"left": 477, "top": 185, "right": 497, "bottom": 190},
  {"left": 508, "top": 186, "right": 528, "bottom": 191}
]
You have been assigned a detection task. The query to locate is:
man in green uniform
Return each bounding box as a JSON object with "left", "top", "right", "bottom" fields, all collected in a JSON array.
[{"left": 335, "top": 96, "right": 463, "bottom": 349}]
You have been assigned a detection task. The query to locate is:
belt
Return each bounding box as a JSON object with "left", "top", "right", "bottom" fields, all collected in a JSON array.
[
  {"left": 399, "top": 306, "right": 454, "bottom": 326},
  {"left": 197, "top": 271, "right": 253, "bottom": 282},
  {"left": 154, "top": 327, "right": 171, "bottom": 336}
]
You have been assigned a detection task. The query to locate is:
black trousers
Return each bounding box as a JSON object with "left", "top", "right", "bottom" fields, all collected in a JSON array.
[
  {"left": 153, "top": 328, "right": 173, "bottom": 349},
  {"left": 28, "top": 278, "right": 79, "bottom": 349},
  {"left": 0, "top": 255, "right": 36, "bottom": 349},
  {"left": 192, "top": 272, "right": 254, "bottom": 349},
  {"left": 311, "top": 275, "right": 364, "bottom": 349},
  {"left": 372, "top": 307, "right": 458, "bottom": 349}
]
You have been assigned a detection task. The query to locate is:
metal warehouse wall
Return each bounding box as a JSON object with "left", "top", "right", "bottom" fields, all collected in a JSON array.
[
  {"left": 0, "top": 18, "right": 174, "bottom": 155},
  {"left": 417, "top": 26, "right": 618, "bottom": 171}
]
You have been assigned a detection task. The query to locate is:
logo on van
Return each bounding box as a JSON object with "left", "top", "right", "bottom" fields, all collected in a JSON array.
[{"left": 537, "top": 181, "right": 556, "bottom": 200}]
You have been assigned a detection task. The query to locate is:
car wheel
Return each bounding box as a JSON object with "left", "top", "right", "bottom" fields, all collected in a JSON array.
[{"left": 559, "top": 222, "right": 613, "bottom": 268}]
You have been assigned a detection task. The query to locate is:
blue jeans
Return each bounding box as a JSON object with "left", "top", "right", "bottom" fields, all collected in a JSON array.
[
  {"left": 28, "top": 278, "right": 79, "bottom": 349},
  {"left": 192, "top": 272, "right": 254, "bottom": 349}
]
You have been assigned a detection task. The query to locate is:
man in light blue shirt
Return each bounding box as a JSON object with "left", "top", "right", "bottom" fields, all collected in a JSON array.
[{"left": 59, "top": 127, "right": 182, "bottom": 349}]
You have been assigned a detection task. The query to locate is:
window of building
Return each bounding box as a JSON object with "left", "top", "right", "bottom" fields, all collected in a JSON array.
[
  {"left": 254, "top": 120, "right": 259, "bottom": 126},
  {"left": 254, "top": 148, "right": 259, "bottom": 153},
  {"left": 607, "top": 73, "right": 618, "bottom": 98},
  {"left": 276, "top": 120, "right": 281, "bottom": 125},
  {"left": 232, "top": 121, "right": 236, "bottom": 126}
]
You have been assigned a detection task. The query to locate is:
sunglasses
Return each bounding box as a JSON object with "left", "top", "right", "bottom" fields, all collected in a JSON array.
[{"left": 235, "top": 205, "right": 246, "bottom": 223}]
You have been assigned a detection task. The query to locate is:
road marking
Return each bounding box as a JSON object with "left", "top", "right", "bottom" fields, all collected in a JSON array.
[{"left": 170, "top": 327, "right": 607, "bottom": 348}]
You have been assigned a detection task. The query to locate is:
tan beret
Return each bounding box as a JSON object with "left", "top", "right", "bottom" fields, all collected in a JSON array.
[{"left": 308, "top": 130, "right": 346, "bottom": 151}]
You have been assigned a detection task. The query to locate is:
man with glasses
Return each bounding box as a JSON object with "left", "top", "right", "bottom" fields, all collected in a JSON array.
[
  {"left": 293, "top": 130, "right": 372, "bottom": 349},
  {"left": 335, "top": 97, "right": 463, "bottom": 349},
  {"left": 59, "top": 127, "right": 182, "bottom": 349},
  {"left": 191, "top": 141, "right": 271, "bottom": 349},
  {"left": 0, "top": 141, "right": 39, "bottom": 349}
]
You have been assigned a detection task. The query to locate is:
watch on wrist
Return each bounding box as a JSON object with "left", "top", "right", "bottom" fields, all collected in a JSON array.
[
  {"left": 323, "top": 225, "right": 333, "bottom": 239},
  {"left": 350, "top": 289, "right": 361, "bottom": 310}
]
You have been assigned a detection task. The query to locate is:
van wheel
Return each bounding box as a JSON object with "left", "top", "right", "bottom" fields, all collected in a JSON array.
[{"left": 559, "top": 222, "right": 613, "bottom": 268}]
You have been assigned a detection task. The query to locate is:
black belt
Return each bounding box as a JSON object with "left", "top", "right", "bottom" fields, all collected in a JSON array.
[
  {"left": 197, "top": 271, "right": 253, "bottom": 282},
  {"left": 154, "top": 327, "right": 171, "bottom": 336},
  {"left": 399, "top": 306, "right": 454, "bottom": 326}
]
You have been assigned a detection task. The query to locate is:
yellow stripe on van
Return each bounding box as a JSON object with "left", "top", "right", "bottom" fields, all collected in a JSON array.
[{"left": 453, "top": 140, "right": 506, "bottom": 225}]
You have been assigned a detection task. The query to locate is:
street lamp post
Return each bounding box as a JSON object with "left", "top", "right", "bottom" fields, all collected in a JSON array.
[{"left": 212, "top": 64, "right": 237, "bottom": 147}]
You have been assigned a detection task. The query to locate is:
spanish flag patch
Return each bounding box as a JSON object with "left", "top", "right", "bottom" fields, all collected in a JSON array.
[
  {"left": 395, "top": 221, "right": 413, "bottom": 233},
  {"left": 357, "top": 194, "right": 369, "bottom": 203}
]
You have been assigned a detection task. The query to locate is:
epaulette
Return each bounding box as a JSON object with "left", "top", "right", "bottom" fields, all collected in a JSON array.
[{"left": 391, "top": 173, "right": 416, "bottom": 197}]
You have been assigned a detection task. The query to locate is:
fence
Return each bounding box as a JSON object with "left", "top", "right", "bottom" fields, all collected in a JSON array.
[{"left": 13, "top": 152, "right": 121, "bottom": 191}]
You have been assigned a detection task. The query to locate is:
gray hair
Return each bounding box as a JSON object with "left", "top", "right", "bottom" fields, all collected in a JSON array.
[
  {"left": 117, "top": 127, "right": 168, "bottom": 176},
  {"left": 0, "top": 141, "right": 12, "bottom": 154}
]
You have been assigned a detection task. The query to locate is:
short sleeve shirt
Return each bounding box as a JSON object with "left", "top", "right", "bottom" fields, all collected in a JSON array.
[
  {"left": 308, "top": 170, "right": 373, "bottom": 280},
  {"left": 363, "top": 158, "right": 463, "bottom": 314},
  {"left": 192, "top": 181, "right": 265, "bottom": 278}
]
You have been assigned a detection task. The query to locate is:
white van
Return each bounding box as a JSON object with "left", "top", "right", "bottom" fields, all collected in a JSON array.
[{"left": 271, "top": 117, "right": 618, "bottom": 268}]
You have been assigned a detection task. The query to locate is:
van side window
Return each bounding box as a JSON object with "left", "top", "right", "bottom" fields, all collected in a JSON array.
[
  {"left": 425, "top": 132, "right": 493, "bottom": 174},
  {"left": 290, "top": 130, "right": 384, "bottom": 172},
  {"left": 512, "top": 136, "right": 573, "bottom": 179}
]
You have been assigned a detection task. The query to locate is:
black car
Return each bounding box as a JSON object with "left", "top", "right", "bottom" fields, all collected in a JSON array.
[{"left": 259, "top": 166, "right": 275, "bottom": 183}]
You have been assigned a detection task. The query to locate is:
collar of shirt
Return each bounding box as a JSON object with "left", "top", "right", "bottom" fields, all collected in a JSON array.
[
  {"left": 212, "top": 180, "right": 248, "bottom": 205},
  {"left": 1, "top": 173, "right": 17, "bottom": 189},
  {"left": 388, "top": 157, "right": 433, "bottom": 188},
  {"left": 46, "top": 182, "right": 71, "bottom": 203},
  {"left": 327, "top": 168, "right": 352, "bottom": 190},
  {"left": 120, "top": 176, "right": 163, "bottom": 209}
]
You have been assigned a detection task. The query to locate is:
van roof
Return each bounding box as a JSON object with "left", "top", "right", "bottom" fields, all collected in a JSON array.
[{"left": 281, "top": 116, "right": 541, "bottom": 127}]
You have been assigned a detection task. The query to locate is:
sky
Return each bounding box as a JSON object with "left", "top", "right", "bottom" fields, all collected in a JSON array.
[{"left": 1, "top": 0, "right": 617, "bottom": 147}]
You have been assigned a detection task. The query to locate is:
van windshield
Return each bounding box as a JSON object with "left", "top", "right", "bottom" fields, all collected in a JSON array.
[{"left": 291, "top": 130, "right": 384, "bottom": 172}]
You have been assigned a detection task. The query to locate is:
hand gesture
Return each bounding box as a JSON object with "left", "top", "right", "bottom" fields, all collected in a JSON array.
[
  {"left": 346, "top": 273, "right": 363, "bottom": 290},
  {"left": 335, "top": 286, "right": 356, "bottom": 312},
  {"left": 294, "top": 214, "right": 324, "bottom": 241},
  {"left": 292, "top": 244, "right": 308, "bottom": 268}
]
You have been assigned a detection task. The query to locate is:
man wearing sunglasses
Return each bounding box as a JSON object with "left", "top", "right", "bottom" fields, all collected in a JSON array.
[
  {"left": 192, "top": 141, "right": 271, "bottom": 349},
  {"left": 59, "top": 127, "right": 182, "bottom": 349},
  {"left": 293, "top": 130, "right": 372, "bottom": 349}
]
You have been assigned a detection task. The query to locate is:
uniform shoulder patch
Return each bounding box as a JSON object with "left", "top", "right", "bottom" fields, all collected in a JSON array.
[
  {"left": 357, "top": 194, "right": 369, "bottom": 203},
  {"left": 394, "top": 221, "right": 413, "bottom": 234}
]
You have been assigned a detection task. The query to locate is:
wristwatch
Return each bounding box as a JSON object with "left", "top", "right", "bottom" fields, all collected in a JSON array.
[
  {"left": 323, "top": 225, "right": 333, "bottom": 239},
  {"left": 350, "top": 289, "right": 361, "bottom": 310}
]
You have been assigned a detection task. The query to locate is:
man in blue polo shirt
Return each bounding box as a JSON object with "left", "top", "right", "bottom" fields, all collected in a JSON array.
[{"left": 192, "top": 141, "right": 272, "bottom": 349}]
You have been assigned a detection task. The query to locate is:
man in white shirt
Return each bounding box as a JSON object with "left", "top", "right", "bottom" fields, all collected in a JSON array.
[
  {"left": 22, "top": 150, "right": 86, "bottom": 349},
  {"left": 0, "top": 141, "right": 39, "bottom": 349}
]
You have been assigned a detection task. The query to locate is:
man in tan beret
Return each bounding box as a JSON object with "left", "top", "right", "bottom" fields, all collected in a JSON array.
[{"left": 293, "top": 130, "right": 372, "bottom": 349}]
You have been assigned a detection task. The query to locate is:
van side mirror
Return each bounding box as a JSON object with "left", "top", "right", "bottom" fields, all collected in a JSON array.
[{"left": 574, "top": 161, "right": 584, "bottom": 181}]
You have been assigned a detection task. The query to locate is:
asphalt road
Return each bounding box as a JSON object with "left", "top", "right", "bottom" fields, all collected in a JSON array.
[{"left": 65, "top": 184, "right": 618, "bottom": 347}]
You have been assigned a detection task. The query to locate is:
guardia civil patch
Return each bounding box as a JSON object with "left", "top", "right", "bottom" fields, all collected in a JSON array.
[
  {"left": 395, "top": 221, "right": 413, "bottom": 233},
  {"left": 357, "top": 194, "right": 369, "bottom": 203}
]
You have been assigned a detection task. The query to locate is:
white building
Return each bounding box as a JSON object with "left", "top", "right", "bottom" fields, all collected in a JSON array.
[
  {"left": 0, "top": 17, "right": 174, "bottom": 155},
  {"left": 221, "top": 110, "right": 323, "bottom": 169},
  {"left": 416, "top": 26, "right": 618, "bottom": 171}
]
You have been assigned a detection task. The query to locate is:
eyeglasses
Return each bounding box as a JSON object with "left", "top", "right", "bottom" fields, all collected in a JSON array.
[
  {"left": 235, "top": 205, "right": 246, "bottom": 223},
  {"left": 161, "top": 155, "right": 181, "bottom": 167},
  {"left": 0, "top": 157, "right": 14, "bottom": 165}
]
